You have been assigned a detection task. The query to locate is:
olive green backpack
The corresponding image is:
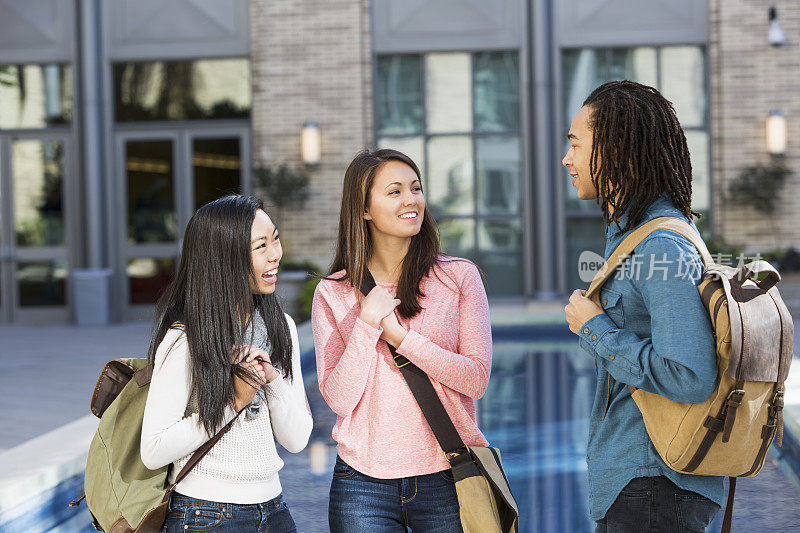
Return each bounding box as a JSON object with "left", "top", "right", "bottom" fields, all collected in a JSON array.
[{"left": 70, "top": 358, "right": 240, "bottom": 532}]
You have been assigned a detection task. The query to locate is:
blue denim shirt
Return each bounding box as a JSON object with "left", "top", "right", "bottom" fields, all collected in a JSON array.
[{"left": 578, "top": 195, "right": 724, "bottom": 520}]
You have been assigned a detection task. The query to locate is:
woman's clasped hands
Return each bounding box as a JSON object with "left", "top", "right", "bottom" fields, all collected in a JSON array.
[
  {"left": 359, "top": 285, "right": 408, "bottom": 347},
  {"left": 231, "top": 344, "right": 280, "bottom": 411}
]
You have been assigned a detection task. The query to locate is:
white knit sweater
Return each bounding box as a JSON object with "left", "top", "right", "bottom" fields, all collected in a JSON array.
[{"left": 140, "top": 314, "right": 313, "bottom": 504}]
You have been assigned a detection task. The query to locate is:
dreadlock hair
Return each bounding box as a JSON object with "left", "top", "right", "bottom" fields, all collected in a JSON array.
[{"left": 582, "top": 80, "right": 700, "bottom": 232}]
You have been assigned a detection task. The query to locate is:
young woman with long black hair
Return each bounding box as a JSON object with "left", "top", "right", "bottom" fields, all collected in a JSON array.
[
  {"left": 312, "top": 149, "right": 492, "bottom": 532},
  {"left": 141, "top": 195, "right": 312, "bottom": 533}
]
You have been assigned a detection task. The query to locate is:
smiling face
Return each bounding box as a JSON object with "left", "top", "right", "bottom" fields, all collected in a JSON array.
[
  {"left": 249, "top": 209, "right": 282, "bottom": 294},
  {"left": 364, "top": 160, "right": 425, "bottom": 241},
  {"left": 562, "top": 105, "right": 599, "bottom": 201}
]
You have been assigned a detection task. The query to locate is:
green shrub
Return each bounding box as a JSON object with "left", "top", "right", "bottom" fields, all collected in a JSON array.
[{"left": 297, "top": 277, "right": 321, "bottom": 322}]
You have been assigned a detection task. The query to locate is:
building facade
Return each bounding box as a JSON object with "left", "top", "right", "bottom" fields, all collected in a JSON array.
[{"left": 0, "top": 0, "right": 795, "bottom": 324}]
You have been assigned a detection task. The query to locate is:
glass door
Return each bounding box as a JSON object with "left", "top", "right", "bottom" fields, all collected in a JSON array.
[
  {"left": 118, "top": 127, "right": 249, "bottom": 320},
  {"left": 118, "top": 132, "right": 180, "bottom": 320},
  {"left": 0, "top": 134, "right": 72, "bottom": 323}
]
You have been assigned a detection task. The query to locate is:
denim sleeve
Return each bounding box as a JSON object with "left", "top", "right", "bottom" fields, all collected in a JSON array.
[{"left": 578, "top": 236, "right": 718, "bottom": 403}]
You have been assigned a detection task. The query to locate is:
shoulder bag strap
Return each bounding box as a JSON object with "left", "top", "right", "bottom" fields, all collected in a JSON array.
[
  {"left": 166, "top": 407, "right": 246, "bottom": 495},
  {"left": 359, "top": 271, "right": 466, "bottom": 459}
]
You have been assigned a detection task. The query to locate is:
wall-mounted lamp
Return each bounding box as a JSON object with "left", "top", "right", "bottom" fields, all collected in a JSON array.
[
  {"left": 766, "top": 110, "right": 787, "bottom": 156},
  {"left": 301, "top": 120, "right": 321, "bottom": 166},
  {"left": 768, "top": 7, "right": 787, "bottom": 46}
]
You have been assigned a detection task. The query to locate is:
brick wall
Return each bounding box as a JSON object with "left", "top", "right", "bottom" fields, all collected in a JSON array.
[
  {"left": 249, "top": 0, "right": 372, "bottom": 271},
  {"left": 710, "top": 0, "right": 800, "bottom": 251}
]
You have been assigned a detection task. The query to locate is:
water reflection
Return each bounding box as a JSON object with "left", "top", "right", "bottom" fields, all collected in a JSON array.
[{"left": 479, "top": 340, "right": 596, "bottom": 532}]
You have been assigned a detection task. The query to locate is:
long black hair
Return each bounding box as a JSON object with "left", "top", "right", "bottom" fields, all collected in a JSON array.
[
  {"left": 147, "top": 195, "right": 292, "bottom": 434},
  {"left": 582, "top": 80, "right": 699, "bottom": 232}
]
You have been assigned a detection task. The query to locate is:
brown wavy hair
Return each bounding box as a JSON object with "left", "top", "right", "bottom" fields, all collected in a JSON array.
[
  {"left": 582, "top": 80, "right": 699, "bottom": 232},
  {"left": 327, "top": 149, "right": 441, "bottom": 319}
]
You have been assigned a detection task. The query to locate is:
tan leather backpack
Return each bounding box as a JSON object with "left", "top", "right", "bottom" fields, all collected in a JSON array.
[{"left": 585, "top": 217, "right": 793, "bottom": 533}]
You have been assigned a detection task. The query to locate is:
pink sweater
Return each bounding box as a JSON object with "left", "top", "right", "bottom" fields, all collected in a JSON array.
[{"left": 311, "top": 257, "right": 491, "bottom": 478}]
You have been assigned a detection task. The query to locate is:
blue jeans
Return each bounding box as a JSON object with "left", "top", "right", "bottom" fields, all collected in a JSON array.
[
  {"left": 329, "top": 456, "right": 463, "bottom": 532},
  {"left": 163, "top": 492, "right": 296, "bottom": 532},
  {"left": 595, "top": 476, "right": 720, "bottom": 533}
]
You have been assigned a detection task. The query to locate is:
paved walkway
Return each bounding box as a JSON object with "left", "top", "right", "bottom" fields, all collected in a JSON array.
[{"left": 0, "top": 321, "right": 152, "bottom": 451}]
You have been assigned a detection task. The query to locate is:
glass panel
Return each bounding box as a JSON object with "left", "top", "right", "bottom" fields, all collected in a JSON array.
[
  {"left": 13, "top": 140, "right": 65, "bottom": 246},
  {"left": 686, "top": 130, "right": 710, "bottom": 211},
  {"left": 0, "top": 64, "right": 72, "bottom": 129},
  {"left": 610, "top": 47, "right": 657, "bottom": 86},
  {"left": 128, "top": 257, "right": 176, "bottom": 304},
  {"left": 377, "top": 136, "right": 425, "bottom": 175},
  {"left": 17, "top": 260, "right": 67, "bottom": 307},
  {"left": 426, "top": 136, "right": 473, "bottom": 217},
  {"left": 376, "top": 55, "right": 424, "bottom": 136},
  {"left": 126, "top": 140, "right": 176, "bottom": 243},
  {"left": 426, "top": 53, "right": 472, "bottom": 134},
  {"left": 193, "top": 138, "right": 241, "bottom": 209},
  {"left": 474, "top": 52, "right": 519, "bottom": 132},
  {"left": 476, "top": 136, "right": 521, "bottom": 215},
  {"left": 477, "top": 219, "right": 522, "bottom": 295},
  {"left": 566, "top": 217, "right": 607, "bottom": 291},
  {"left": 660, "top": 46, "right": 705, "bottom": 128},
  {"left": 562, "top": 49, "right": 605, "bottom": 123},
  {"left": 114, "top": 59, "right": 251, "bottom": 121},
  {"left": 438, "top": 218, "right": 475, "bottom": 259}
]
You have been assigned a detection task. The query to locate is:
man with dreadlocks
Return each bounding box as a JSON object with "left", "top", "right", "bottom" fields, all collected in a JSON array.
[{"left": 563, "top": 80, "right": 723, "bottom": 532}]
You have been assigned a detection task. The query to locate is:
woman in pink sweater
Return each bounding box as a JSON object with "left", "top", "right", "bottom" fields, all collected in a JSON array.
[{"left": 312, "top": 149, "right": 492, "bottom": 532}]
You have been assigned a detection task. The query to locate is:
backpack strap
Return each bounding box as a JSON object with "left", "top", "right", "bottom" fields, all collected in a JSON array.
[
  {"left": 721, "top": 477, "right": 736, "bottom": 533},
  {"left": 585, "top": 216, "right": 713, "bottom": 302},
  {"left": 589, "top": 218, "right": 718, "bottom": 439},
  {"left": 133, "top": 364, "right": 153, "bottom": 387}
]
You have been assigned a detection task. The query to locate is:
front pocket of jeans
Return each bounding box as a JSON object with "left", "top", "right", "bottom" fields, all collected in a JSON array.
[
  {"left": 185, "top": 507, "right": 223, "bottom": 531},
  {"left": 332, "top": 457, "right": 356, "bottom": 478},
  {"left": 437, "top": 469, "right": 455, "bottom": 483}
]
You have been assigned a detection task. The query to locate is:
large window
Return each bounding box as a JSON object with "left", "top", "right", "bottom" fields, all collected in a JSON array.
[
  {"left": 0, "top": 64, "right": 72, "bottom": 129},
  {"left": 114, "top": 58, "right": 251, "bottom": 122},
  {"left": 376, "top": 51, "right": 522, "bottom": 295},
  {"left": 561, "top": 46, "right": 709, "bottom": 289}
]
